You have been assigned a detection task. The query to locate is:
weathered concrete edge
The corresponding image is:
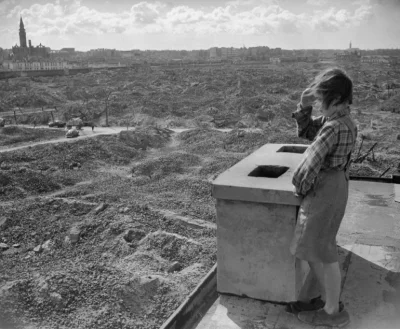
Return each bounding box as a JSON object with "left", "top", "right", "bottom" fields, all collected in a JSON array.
[
  {"left": 349, "top": 175, "right": 397, "bottom": 184},
  {"left": 159, "top": 263, "right": 217, "bottom": 329},
  {"left": 212, "top": 175, "right": 398, "bottom": 206},
  {"left": 212, "top": 185, "right": 302, "bottom": 206}
]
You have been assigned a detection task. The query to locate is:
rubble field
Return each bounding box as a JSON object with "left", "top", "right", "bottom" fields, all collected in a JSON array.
[
  {"left": 0, "top": 126, "right": 65, "bottom": 149},
  {"left": 0, "top": 62, "right": 400, "bottom": 329}
]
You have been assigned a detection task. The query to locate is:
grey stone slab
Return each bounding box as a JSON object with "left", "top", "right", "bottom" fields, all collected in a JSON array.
[{"left": 216, "top": 199, "right": 299, "bottom": 302}]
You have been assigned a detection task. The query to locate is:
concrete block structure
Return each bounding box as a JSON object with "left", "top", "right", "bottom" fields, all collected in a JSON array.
[{"left": 212, "top": 143, "right": 310, "bottom": 302}]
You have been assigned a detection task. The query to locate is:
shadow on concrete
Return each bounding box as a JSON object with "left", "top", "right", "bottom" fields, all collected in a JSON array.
[
  {"left": 338, "top": 245, "right": 400, "bottom": 329},
  {"left": 210, "top": 246, "right": 400, "bottom": 329}
]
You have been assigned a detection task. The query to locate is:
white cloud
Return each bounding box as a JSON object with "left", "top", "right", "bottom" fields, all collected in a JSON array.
[
  {"left": 352, "top": 0, "right": 370, "bottom": 5},
  {"left": 371, "top": 0, "right": 400, "bottom": 6},
  {"left": 0, "top": 27, "right": 12, "bottom": 34},
  {"left": 0, "top": 0, "right": 15, "bottom": 16},
  {"left": 3, "top": 0, "right": 376, "bottom": 39},
  {"left": 310, "top": 5, "right": 373, "bottom": 31},
  {"left": 129, "top": 1, "right": 166, "bottom": 25},
  {"left": 6, "top": 4, "right": 20, "bottom": 18},
  {"left": 307, "top": 0, "right": 328, "bottom": 6},
  {"left": 165, "top": 6, "right": 204, "bottom": 24},
  {"left": 250, "top": 5, "right": 306, "bottom": 33},
  {"left": 354, "top": 4, "right": 374, "bottom": 23},
  {"left": 226, "top": 0, "right": 278, "bottom": 7}
]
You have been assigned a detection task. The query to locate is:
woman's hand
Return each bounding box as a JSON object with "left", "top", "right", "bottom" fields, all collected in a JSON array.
[
  {"left": 293, "top": 186, "right": 303, "bottom": 198},
  {"left": 300, "top": 88, "right": 316, "bottom": 108}
]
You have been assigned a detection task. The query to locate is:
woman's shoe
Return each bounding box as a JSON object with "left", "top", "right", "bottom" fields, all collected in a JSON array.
[
  {"left": 285, "top": 296, "right": 325, "bottom": 315},
  {"left": 297, "top": 308, "right": 350, "bottom": 327},
  {"left": 286, "top": 297, "right": 344, "bottom": 315}
]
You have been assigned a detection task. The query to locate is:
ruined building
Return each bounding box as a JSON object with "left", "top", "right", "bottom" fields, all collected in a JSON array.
[
  {"left": 11, "top": 17, "right": 50, "bottom": 61},
  {"left": 335, "top": 41, "right": 361, "bottom": 61}
]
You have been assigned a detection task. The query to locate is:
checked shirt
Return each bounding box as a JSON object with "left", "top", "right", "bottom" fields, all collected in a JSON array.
[{"left": 292, "top": 103, "right": 358, "bottom": 196}]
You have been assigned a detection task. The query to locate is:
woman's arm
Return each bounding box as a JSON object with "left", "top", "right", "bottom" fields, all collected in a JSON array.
[
  {"left": 292, "top": 88, "right": 327, "bottom": 141},
  {"left": 292, "top": 124, "right": 337, "bottom": 196},
  {"left": 292, "top": 103, "right": 327, "bottom": 141}
]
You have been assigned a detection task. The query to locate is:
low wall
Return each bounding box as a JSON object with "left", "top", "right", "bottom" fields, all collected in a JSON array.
[
  {"left": 91, "top": 67, "right": 126, "bottom": 72},
  {"left": 21, "top": 70, "right": 65, "bottom": 77},
  {"left": 68, "top": 68, "right": 91, "bottom": 75},
  {"left": 0, "top": 71, "right": 19, "bottom": 79}
]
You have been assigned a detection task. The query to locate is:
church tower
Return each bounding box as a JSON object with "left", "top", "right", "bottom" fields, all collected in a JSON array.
[
  {"left": 349, "top": 41, "right": 352, "bottom": 49},
  {"left": 19, "top": 16, "right": 27, "bottom": 48}
]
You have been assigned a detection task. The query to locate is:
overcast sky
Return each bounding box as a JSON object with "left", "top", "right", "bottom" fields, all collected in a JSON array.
[{"left": 0, "top": 0, "right": 399, "bottom": 51}]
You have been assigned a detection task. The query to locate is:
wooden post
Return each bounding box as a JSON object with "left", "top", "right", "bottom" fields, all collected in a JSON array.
[
  {"left": 51, "top": 111, "right": 55, "bottom": 121},
  {"left": 105, "top": 102, "right": 109, "bottom": 127},
  {"left": 14, "top": 111, "right": 17, "bottom": 125}
]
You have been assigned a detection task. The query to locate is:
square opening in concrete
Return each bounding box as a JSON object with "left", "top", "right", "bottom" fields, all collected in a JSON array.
[
  {"left": 277, "top": 145, "right": 308, "bottom": 154},
  {"left": 248, "top": 165, "right": 289, "bottom": 178}
]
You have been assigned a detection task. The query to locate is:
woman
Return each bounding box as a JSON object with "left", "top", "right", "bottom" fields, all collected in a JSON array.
[{"left": 287, "top": 68, "right": 357, "bottom": 327}]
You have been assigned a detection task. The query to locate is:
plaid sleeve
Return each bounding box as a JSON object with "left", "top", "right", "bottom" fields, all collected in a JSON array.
[
  {"left": 292, "top": 124, "right": 337, "bottom": 196},
  {"left": 292, "top": 103, "right": 327, "bottom": 141}
]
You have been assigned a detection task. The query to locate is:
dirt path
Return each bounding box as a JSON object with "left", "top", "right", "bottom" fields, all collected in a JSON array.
[
  {"left": 0, "top": 126, "right": 129, "bottom": 154},
  {"left": 0, "top": 126, "right": 263, "bottom": 154}
]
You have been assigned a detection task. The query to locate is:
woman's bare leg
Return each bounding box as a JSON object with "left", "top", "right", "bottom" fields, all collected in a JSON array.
[
  {"left": 297, "top": 260, "right": 326, "bottom": 302},
  {"left": 297, "top": 272, "right": 318, "bottom": 302},
  {"left": 309, "top": 261, "right": 326, "bottom": 301},
  {"left": 323, "top": 261, "right": 341, "bottom": 314}
]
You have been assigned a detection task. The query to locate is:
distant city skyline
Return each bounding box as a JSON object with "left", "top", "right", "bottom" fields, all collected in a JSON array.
[{"left": 0, "top": 0, "right": 399, "bottom": 51}]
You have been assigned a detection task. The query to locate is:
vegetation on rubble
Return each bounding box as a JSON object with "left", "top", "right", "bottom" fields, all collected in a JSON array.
[
  {"left": 0, "top": 126, "right": 65, "bottom": 147},
  {"left": 380, "top": 93, "right": 400, "bottom": 113},
  {"left": 0, "top": 61, "right": 400, "bottom": 329}
]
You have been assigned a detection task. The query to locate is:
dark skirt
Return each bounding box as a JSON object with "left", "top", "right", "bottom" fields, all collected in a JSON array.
[{"left": 290, "top": 169, "right": 349, "bottom": 263}]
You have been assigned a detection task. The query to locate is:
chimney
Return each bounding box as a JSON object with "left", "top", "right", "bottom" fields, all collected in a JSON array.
[{"left": 29, "top": 40, "right": 32, "bottom": 47}]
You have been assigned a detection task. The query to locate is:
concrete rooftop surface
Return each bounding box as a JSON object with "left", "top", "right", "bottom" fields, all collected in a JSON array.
[{"left": 195, "top": 180, "right": 400, "bottom": 329}]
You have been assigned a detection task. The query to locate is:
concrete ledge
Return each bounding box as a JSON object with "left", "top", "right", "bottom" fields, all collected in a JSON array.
[
  {"left": 212, "top": 175, "right": 398, "bottom": 206},
  {"left": 395, "top": 184, "right": 400, "bottom": 203},
  {"left": 212, "top": 184, "right": 301, "bottom": 206},
  {"left": 349, "top": 175, "right": 397, "bottom": 183},
  {"left": 212, "top": 144, "right": 307, "bottom": 206},
  {"left": 159, "top": 264, "right": 217, "bottom": 329}
]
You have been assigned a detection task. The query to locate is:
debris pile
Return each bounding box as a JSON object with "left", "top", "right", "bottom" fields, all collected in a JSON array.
[
  {"left": 1, "top": 61, "right": 400, "bottom": 329},
  {"left": 0, "top": 126, "right": 65, "bottom": 147},
  {"left": 380, "top": 93, "right": 400, "bottom": 113}
]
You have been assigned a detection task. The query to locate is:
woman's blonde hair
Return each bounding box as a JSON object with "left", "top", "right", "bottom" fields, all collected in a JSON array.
[{"left": 309, "top": 68, "right": 353, "bottom": 108}]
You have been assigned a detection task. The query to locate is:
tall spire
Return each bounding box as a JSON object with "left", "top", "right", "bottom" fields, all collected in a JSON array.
[{"left": 19, "top": 16, "right": 27, "bottom": 48}]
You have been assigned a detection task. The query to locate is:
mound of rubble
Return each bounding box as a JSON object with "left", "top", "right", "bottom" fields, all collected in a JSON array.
[
  {"left": 0, "top": 126, "right": 65, "bottom": 147},
  {"left": 380, "top": 93, "right": 400, "bottom": 113},
  {"left": 0, "top": 135, "right": 144, "bottom": 202},
  {"left": 119, "top": 126, "right": 173, "bottom": 150},
  {"left": 1, "top": 61, "right": 400, "bottom": 329}
]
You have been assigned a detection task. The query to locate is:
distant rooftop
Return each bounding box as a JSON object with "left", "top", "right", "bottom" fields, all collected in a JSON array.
[{"left": 60, "top": 48, "right": 75, "bottom": 52}]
